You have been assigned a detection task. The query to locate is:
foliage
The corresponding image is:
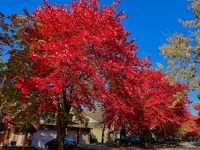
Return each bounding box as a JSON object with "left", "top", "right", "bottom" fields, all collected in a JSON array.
[
  {"left": 20, "top": 124, "right": 37, "bottom": 150},
  {"left": 177, "top": 124, "right": 188, "bottom": 136},
  {"left": 103, "top": 69, "right": 192, "bottom": 140},
  {"left": 20, "top": 124, "right": 36, "bottom": 134},
  {"left": 193, "top": 103, "right": 200, "bottom": 125},
  {"left": 0, "top": 0, "right": 151, "bottom": 149},
  {"left": 0, "top": 112, "right": 6, "bottom": 130},
  {"left": 159, "top": 0, "right": 200, "bottom": 91},
  {"left": 90, "top": 134, "right": 97, "bottom": 143},
  {"left": 185, "top": 114, "right": 200, "bottom": 136},
  {"left": 158, "top": 0, "right": 200, "bottom": 132},
  {"left": 0, "top": 0, "right": 193, "bottom": 149}
]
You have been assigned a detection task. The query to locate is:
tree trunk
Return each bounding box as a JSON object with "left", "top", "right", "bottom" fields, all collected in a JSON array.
[
  {"left": 57, "top": 87, "right": 72, "bottom": 150},
  {"left": 1, "top": 75, "right": 7, "bottom": 90},
  {"left": 23, "top": 132, "right": 27, "bottom": 150},
  {"left": 173, "top": 134, "right": 175, "bottom": 143},
  {"left": 140, "top": 138, "right": 146, "bottom": 148},
  {"left": 101, "top": 124, "right": 105, "bottom": 143},
  {"left": 119, "top": 126, "right": 122, "bottom": 145},
  {"left": 58, "top": 120, "right": 66, "bottom": 150}
]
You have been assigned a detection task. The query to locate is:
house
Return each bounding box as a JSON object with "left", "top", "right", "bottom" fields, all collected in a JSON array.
[
  {"left": 0, "top": 118, "right": 91, "bottom": 148},
  {"left": 83, "top": 109, "right": 120, "bottom": 143}
]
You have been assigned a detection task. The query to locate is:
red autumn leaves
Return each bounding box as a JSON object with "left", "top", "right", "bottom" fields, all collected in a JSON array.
[{"left": 7, "top": 0, "right": 193, "bottom": 135}]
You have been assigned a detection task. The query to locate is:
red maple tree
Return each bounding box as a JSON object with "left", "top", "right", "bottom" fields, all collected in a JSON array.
[
  {"left": 103, "top": 68, "right": 192, "bottom": 144},
  {"left": 1, "top": 0, "right": 193, "bottom": 149},
  {"left": 184, "top": 114, "right": 200, "bottom": 137},
  {"left": 5, "top": 0, "right": 150, "bottom": 149}
]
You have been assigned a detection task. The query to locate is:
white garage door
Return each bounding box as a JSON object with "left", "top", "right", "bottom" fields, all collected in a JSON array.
[
  {"left": 31, "top": 130, "right": 57, "bottom": 148},
  {"left": 79, "top": 131, "right": 88, "bottom": 144},
  {"left": 66, "top": 130, "right": 77, "bottom": 142}
]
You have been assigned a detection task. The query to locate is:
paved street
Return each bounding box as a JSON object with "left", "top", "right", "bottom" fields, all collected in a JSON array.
[
  {"left": 77, "top": 144, "right": 137, "bottom": 150},
  {"left": 162, "top": 141, "right": 200, "bottom": 150},
  {"left": 77, "top": 142, "right": 200, "bottom": 150},
  {"left": 1, "top": 142, "right": 200, "bottom": 150}
]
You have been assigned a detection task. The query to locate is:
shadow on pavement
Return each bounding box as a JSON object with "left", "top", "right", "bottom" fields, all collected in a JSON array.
[{"left": 78, "top": 142, "right": 200, "bottom": 150}]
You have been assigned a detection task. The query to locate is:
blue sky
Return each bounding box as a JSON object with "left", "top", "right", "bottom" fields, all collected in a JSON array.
[{"left": 1, "top": 0, "right": 199, "bottom": 115}]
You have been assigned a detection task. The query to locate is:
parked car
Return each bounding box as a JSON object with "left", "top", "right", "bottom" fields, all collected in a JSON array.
[
  {"left": 127, "top": 135, "right": 140, "bottom": 144},
  {"left": 115, "top": 136, "right": 136, "bottom": 145},
  {"left": 45, "top": 138, "right": 77, "bottom": 150},
  {"left": 165, "top": 136, "right": 173, "bottom": 141},
  {"left": 174, "top": 136, "right": 180, "bottom": 141}
]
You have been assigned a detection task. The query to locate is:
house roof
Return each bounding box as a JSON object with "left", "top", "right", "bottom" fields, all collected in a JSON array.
[{"left": 84, "top": 109, "right": 104, "bottom": 124}]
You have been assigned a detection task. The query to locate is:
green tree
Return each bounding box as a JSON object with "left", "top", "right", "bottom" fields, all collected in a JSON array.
[
  {"left": 159, "top": 0, "right": 200, "bottom": 91},
  {"left": 20, "top": 124, "right": 37, "bottom": 150}
]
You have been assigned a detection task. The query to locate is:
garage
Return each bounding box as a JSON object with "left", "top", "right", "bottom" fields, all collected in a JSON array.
[
  {"left": 79, "top": 131, "right": 89, "bottom": 144},
  {"left": 66, "top": 130, "right": 77, "bottom": 142},
  {"left": 31, "top": 130, "right": 57, "bottom": 148}
]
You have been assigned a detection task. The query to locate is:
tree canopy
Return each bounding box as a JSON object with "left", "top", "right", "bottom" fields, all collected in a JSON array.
[
  {"left": 0, "top": 0, "right": 194, "bottom": 149},
  {"left": 159, "top": 0, "right": 200, "bottom": 91},
  {"left": 0, "top": 0, "right": 151, "bottom": 149}
]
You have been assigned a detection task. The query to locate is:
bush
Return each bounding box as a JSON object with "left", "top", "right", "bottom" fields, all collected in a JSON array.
[{"left": 90, "top": 134, "right": 97, "bottom": 143}]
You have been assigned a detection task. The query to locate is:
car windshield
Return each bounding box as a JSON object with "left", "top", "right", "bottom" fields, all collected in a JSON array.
[{"left": 52, "top": 139, "right": 58, "bottom": 142}]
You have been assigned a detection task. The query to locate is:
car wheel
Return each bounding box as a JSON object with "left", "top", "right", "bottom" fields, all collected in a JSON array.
[
  {"left": 45, "top": 144, "right": 50, "bottom": 150},
  {"left": 54, "top": 146, "right": 58, "bottom": 150},
  {"left": 116, "top": 140, "right": 119, "bottom": 144},
  {"left": 128, "top": 142, "right": 131, "bottom": 145}
]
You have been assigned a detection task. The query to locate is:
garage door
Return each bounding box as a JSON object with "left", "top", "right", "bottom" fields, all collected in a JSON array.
[
  {"left": 31, "top": 130, "right": 57, "bottom": 148},
  {"left": 79, "top": 131, "right": 89, "bottom": 144},
  {"left": 66, "top": 130, "right": 77, "bottom": 142}
]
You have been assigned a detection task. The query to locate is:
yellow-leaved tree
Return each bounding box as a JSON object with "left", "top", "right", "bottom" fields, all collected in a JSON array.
[
  {"left": 159, "top": 0, "right": 200, "bottom": 117},
  {"left": 159, "top": 0, "right": 200, "bottom": 91}
]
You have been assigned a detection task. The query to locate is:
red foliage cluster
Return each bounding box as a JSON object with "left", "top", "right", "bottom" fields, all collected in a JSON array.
[
  {"left": 15, "top": 0, "right": 150, "bottom": 115},
  {"left": 185, "top": 115, "right": 200, "bottom": 136},
  {"left": 103, "top": 68, "right": 192, "bottom": 134},
  {"left": 10, "top": 0, "right": 192, "bottom": 134}
]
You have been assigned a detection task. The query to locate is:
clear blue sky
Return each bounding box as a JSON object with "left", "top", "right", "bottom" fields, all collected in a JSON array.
[{"left": 1, "top": 0, "right": 199, "bottom": 115}]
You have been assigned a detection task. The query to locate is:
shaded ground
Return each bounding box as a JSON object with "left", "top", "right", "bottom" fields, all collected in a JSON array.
[
  {"left": 77, "top": 141, "right": 200, "bottom": 150},
  {"left": 162, "top": 141, "right": 200, "bottom": 150},
  {"left": 1, "top": 142, "right": 200, "bottom": 150}
]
